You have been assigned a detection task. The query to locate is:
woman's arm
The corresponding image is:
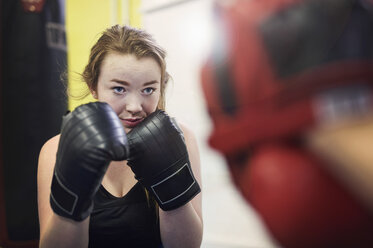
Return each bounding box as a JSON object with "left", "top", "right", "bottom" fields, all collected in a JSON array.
[
  {"left": 37, "top": 135, "right": 89, "bottom": 248},
  {"left": 159, "top": 123, "right": 203, "bottom": 248}
]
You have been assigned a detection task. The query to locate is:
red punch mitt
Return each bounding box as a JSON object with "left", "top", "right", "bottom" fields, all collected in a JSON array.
[{"left": 242, "top": 144, "right": 373, "bottom": 248}]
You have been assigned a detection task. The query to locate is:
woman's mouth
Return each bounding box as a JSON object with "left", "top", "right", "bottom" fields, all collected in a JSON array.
[{"left": 120, "top": 118, "right": 143, "bottom": 128}]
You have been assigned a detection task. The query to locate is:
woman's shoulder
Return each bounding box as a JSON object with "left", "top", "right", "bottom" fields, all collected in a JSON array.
[
  {"left": 39, "top": 134, "right": 60, "bottom": 163},
  {"left": 172, "top": 119, "right": 200, "bottom": 158},
  {"left": 42, "top": 134, "right": 60, "bottom": 151},
  {"left": 174, "top": 119, "right": 196, "bottom": 141}
]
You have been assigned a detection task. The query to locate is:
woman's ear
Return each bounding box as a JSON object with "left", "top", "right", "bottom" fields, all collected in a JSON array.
[{"left": 91, "top": 90, "right": 98, "bottom": 99}]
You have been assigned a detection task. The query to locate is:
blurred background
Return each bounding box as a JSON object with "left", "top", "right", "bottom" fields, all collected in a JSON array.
[{"left": 1, "top": 0, "right": 279, "bottom": 247}]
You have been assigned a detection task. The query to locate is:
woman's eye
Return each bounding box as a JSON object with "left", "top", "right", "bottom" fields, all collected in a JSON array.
[
  {"left": 113, "top": 87, "right": 125, "bottom": 94},
  {"left": 142, "top": 87, "right": 155, "bottom": 95}
]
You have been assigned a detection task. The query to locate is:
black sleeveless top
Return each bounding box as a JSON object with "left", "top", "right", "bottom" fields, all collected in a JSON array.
[{"left": 88, "top": 182, "right": 163, "bottom": 248}]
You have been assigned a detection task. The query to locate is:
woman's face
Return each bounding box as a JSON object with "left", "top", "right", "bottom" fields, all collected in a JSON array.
[{"left": 94, "top": 52, "right": 162, "bottom": 133}]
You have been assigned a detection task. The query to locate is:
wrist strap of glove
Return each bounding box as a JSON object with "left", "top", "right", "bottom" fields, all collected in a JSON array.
[
  {"left": 50, "top": 172, "right": 93, "bottom": 221},
  {"left": 140, "top": 157, "right": 201, "bottom": 211}
]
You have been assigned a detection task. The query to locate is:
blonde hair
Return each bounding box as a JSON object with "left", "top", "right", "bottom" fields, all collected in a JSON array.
[{"left": 82, "top": 25, "right": 169, "bottom": 109}]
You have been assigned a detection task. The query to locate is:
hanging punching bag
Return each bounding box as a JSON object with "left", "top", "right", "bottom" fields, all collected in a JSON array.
[{"left": 1, "top": 0, "right": 67, "bottom": 246}]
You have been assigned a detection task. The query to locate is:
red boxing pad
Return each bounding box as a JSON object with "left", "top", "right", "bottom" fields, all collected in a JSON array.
[
  {"left": 241, "top": 144, "right": 373, "bottom": 248},
  {"left": 201, "top": 0, "right": 373, "bottom": 156}
]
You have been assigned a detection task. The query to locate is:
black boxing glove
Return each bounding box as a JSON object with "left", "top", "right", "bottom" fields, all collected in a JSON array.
[
  {"left": 50, "top": 102, "right": 128, "bottom": 221},
  {"left": 127, "top": 110, "right": 201, "bottom": 211}
]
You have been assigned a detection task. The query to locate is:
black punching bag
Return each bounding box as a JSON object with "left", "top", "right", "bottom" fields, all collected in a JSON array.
[{"left": 1, "top": 0, "right": 67, "bottom": 246}]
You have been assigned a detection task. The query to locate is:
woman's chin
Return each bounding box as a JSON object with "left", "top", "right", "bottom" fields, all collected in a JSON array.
[{"left": 124, "top": 127, "right": 132, "bottom": 134}]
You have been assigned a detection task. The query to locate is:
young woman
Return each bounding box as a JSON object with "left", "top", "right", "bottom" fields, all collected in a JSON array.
[{"left": 37, "top": 25, "right": 203, "bottom": 248}]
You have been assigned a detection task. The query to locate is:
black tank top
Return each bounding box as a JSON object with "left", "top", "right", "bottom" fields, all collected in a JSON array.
[{"left": 88, "top": 182, "right": 163, "bottom": 248}]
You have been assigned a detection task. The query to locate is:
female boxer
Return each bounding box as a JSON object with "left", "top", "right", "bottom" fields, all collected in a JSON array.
[{"left": 37, "top": 25, "right": 203, "bottom": 248}]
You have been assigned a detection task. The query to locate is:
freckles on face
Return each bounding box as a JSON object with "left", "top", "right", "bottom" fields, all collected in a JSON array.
[{"left": 94, "top": 53, "right": 162, "bottom": 131}]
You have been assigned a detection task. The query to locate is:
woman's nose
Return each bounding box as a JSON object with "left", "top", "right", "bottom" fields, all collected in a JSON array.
[{"left": 124, "top": 94, "right": 143, "bottom": 113}]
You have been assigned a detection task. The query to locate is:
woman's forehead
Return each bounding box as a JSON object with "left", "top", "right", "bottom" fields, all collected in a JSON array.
[{"left": 99, "top": 53, "right": 162, "bottom": 82}]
